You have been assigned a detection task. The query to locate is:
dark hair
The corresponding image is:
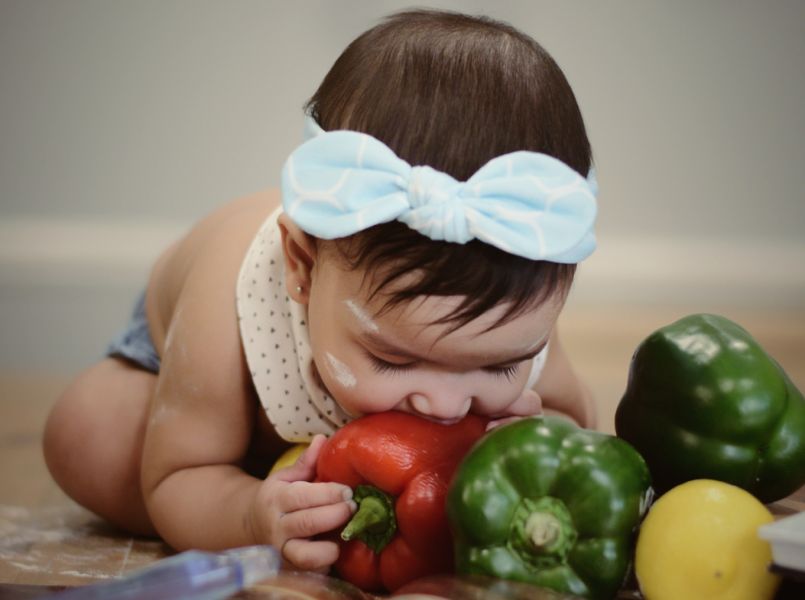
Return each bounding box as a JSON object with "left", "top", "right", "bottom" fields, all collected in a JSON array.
[{"left": 305, "top": 9, "right": 592, "bottom": 330}]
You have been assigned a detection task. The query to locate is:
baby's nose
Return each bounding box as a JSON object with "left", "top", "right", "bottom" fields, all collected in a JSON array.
[{"left": 408, "top": 393, "right": 472, "bottom": 423}]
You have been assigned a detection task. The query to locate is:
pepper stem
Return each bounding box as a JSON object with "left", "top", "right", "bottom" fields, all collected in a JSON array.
[
  {"left": 341, "top": 496, "right": 390, "bottom": 540},
  {"left": 509, "top": 496, "right": 577, "bottom": 569},
  {"left": 340, "top": 485, "right": 397, "bottom": 554},
  {"left": 525, "top": 512, "right": 562, "bottom": 550}
]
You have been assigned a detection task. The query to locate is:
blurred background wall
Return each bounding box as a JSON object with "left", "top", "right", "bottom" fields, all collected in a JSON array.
[{"left": 1, "top": 0, "right": 803, "bottom": 373}]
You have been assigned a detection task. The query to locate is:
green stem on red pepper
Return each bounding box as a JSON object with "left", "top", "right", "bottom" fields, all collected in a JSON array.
[{"left": 341, "top": 485, "right": 397, "bottom": 553}]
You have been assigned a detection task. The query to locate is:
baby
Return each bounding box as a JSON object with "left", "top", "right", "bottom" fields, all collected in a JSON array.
[{"left": 44, "top": 9, "right": 597, "bottom": 572}]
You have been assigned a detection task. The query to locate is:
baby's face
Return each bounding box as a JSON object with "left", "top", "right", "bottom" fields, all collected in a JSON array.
[{"left": 304, "top": 255, "right": 564, "bottom": 423}]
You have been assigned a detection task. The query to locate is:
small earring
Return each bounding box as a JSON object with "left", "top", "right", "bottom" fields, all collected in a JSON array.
[{"left": 295, "top": 285, "right": 303, "bottom": 294}]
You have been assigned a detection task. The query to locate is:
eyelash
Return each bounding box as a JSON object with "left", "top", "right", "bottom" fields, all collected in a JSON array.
[
  {"left": 366, "top": 353, "right": 414, "bottom": 375},
  {"left": 365, "top": 352, "right": 521, "bottom": 381},
  {"left": 485, "top": 364, "right": 521, "bottom": 381}
]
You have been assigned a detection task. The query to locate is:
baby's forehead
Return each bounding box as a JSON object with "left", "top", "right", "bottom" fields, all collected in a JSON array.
[
  {"left": 341, "top": 286, "right": 558, "bottom": 342},
  {"left": 317, "top": 241, "right": 564, "bottom": 335}
]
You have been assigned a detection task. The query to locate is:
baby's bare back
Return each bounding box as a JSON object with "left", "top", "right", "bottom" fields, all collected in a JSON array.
[{"left": 144, "top": 189, "right": 281, "bottom": 354}]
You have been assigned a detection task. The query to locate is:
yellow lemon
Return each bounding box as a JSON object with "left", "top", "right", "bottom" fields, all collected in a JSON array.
[
  {"left": 268, "top": 443, "right": 310, "bottom": 475},
  {"left": 635, "top": 479, "right": 780, "bottom": 600}
]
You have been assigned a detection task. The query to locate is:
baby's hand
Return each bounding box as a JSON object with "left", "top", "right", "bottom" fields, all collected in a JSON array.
[
  {"left": 486, "top": 388, "right": 542, "bottom": 431},
  {"left": 248, "top": 435, "right": 356, "bottom": 572}
]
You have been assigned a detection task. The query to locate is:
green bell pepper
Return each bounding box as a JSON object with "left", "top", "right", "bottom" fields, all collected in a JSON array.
[
  {"left": 615, "top": 313, "right": 805, "bottom": 503},
  {"left": 446, "top": 416, "right": 651, "bottom": 600}
]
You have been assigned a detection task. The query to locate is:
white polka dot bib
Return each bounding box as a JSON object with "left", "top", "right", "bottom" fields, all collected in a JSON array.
[{"left": 236, "top": 206, "right": 352, "bottom": 442}]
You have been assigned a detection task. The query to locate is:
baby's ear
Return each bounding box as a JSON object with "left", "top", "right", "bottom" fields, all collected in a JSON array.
[{"left": 277, "top": 213, "right": 317, "bottom": 304}]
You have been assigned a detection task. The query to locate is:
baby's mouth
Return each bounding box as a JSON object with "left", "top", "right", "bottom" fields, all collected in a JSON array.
[
  {"left": 405, "top": 396, "right": 472, "bottom": 426},
  {"left": 408, "top": 412, "right": 465, "bottom": 426}
]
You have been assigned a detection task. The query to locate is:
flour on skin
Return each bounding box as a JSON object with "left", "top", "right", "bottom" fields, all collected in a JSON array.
[
  {"left": 344, "top": 299, "right": 380, "bottom": 333},
  {"left": 325, "top": 352, "right": 357, "bottom": 389}
]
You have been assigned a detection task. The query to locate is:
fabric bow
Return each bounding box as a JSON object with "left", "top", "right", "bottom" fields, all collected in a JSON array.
[{"left": 281, "top": 117, "right": 597, "bottom": 263}]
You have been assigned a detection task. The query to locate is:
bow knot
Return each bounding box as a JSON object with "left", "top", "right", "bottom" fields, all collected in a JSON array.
[
  {"left": 406, "top": 166, "right": 451, "bottom": 207},
  {"left": 403, "top": 166, "right": 470, "bottom": 243}
]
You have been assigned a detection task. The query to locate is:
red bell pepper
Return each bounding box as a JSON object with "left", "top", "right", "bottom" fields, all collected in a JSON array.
[{"left": 315, "top": 411, "right": 487, "bottom": 593}]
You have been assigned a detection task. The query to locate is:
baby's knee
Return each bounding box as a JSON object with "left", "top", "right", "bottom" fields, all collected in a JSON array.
[
  {"left": 43, "top": 374, "right": 100, "bottom": 484},
  {"left": 43, "top": 361, "right": 155, "bottom": 534},
  {"left": 43, "top": 361, "right": 137, "bottom": 484}
]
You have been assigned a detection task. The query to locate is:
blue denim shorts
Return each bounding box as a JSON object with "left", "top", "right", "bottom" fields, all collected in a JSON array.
[{"left": 106, "top": 291, "right": 161, "bottom": 373}]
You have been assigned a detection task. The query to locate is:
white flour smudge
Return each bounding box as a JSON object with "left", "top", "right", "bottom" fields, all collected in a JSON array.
[
  {"left": 0, "top": 504, "right": 164, "bottom": 580},
  {"left": 344, "top": 299, "right": 380, "bottom": 333},
  {"left": 325, "top": 353, "right": 357, "bottom": 389}
]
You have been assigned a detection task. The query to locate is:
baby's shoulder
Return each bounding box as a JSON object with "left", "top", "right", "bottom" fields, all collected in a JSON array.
[
  {"left": 146, "top": 189, "right": 280, "bottom": 347},
  {"left": 162, "top": 188, "right": 279, "bottom": 275},
  {"left": 195, "top": 188, "right": 281, "bottom": 246}
]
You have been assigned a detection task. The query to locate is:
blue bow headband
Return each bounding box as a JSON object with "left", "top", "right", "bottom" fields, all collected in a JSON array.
[{"left": 281, "top": 116, "right": 598, "bottom": 263}]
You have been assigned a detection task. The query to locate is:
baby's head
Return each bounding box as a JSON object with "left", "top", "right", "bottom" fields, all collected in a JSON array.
[
  {"left": 307, "top": 8, "right": 591, "bottom": 179},
  {"left": 278, "top": 9, "right": 595, "bottom": 422}
]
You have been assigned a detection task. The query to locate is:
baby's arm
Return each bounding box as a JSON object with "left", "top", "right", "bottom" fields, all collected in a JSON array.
[
  {"left": 532, "top": 327, "right": 596, "bottom": 428},
  {"left": 140, "top": 249, "right": 353, "bottom": 570}
]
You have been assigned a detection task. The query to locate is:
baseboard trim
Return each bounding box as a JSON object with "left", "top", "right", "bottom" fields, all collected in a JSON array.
[
  {"left": 0, "top": 216, "right": 188, "bottom": 287},
  {"left": 1, "top": 217, "right": 803, "bottom": 307},
  {"left": 570, "top": 236, "right": 805, "bottom": 307}
]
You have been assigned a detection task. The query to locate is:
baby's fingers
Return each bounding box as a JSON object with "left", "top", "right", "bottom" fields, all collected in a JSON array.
[
  {"left": 486, "top": 415, "right": 524, "bottom": 431},
  {"left": 279, "top": 480, "right": 354, "bottom": 513},
  {"left": 282, "top": 539, "right": 340, "bottom": 572},
  {"left": 273, "top": 434, "right": 327, "bottom": 482},
  {"left": 280, "top": 501, "right": 356, "bottom": 541},
  {"left": 507, "top": 388, "right": 543, "bottom": 416}
]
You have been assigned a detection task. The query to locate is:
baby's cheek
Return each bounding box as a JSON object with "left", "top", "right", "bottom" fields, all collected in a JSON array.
[
  {"left": 322, "top": 352, "right": 360, "bottom": 391},
  {"left": 341, "top": 371, "right": 407, "bottom": 415}
]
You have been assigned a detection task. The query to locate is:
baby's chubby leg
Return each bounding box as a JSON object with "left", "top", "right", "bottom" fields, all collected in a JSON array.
[{"left": 43, "top": 357, "right": 157, "bottom": 536}]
